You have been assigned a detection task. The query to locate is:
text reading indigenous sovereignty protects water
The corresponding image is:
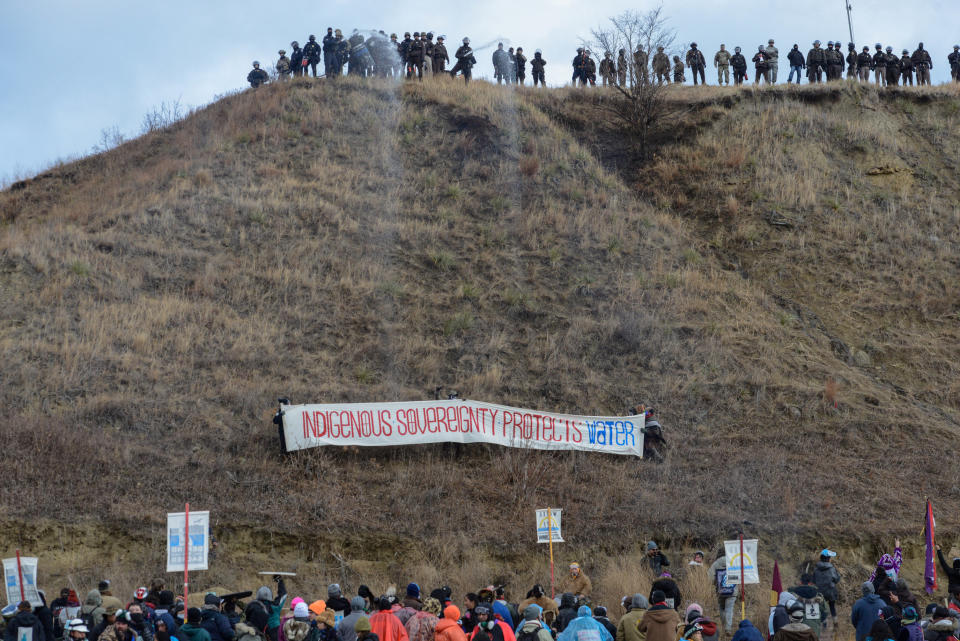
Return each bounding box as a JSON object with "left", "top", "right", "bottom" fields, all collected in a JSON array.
[{"left": 282, "top": 399, "right": 644, "bottom": 457}]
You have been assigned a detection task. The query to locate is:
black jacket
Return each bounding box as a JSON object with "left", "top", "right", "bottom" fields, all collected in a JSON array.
[
  {"left": 938, "top": 549, "right": 960, "bottom": 595},
  {"left": 787, "top": 49, "right": 805, "bottom": 67},
  {"left": 650, "top": 578, "right": 682, "bottom": 610},
  {"left": 303, "top": 41, "right": 321, "bottom": 63},
  {"left": 5, "top": 611, "right": 46, "bottom": 641},
  {"left": 322, "top": 34, "right": 338, "bottom": 53}
]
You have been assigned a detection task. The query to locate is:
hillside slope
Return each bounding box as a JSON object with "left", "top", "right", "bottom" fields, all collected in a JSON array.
[{"left": 2, "top": 79, "right": 960, "bottom": 556}]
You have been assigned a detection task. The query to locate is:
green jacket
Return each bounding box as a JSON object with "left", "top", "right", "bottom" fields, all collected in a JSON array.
[{"left": 180, "top": 624, "right": 213, "bottom": 641}]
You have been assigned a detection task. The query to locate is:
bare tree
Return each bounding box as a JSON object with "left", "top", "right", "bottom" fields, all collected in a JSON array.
[{"left": 584, "top": 6, "right": 686, "bottom": 159}]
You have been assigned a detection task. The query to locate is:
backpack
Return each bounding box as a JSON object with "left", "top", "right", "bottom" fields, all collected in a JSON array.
[
  {"left": 716, "top": 568, "right": 736, "bottom": 598},
  {"left": 517, "top": 627, "right": 540, "bottom": 641}
]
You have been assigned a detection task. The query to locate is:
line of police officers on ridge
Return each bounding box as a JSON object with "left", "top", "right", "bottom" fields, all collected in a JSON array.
[{"left": 247, "top": 28, "right": 960, "bottom": 88}]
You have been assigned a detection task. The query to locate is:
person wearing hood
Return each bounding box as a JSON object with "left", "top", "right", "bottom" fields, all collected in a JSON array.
[
  {"left": 592, "top": 608, "right": 616, "bottom": 639},
  {"left": 813, "top": 550, "right": 840, "bottom": 630},
  {"left": 867, "top": 620, "right": 896, "bottom": 641},
  {"left": 199, "top": 595, "right": 232, "bottom": 641},
  {"left": 935, "top": 546, "right": 960, "bottom": 596},
  {"left": 770, "top": 593, "right": 794, "bottom": 637},
  {"left": 401, "top": 585, "right": 423, "bottom": 613},
  {"left": 517, "top": 587, "right": 557, "bottom": 629},
  {"left": 897, "top": 608, "right": 922, "bottom": 641},
  {"left": 436, "top": 606, "right": 467, "bottom": 641},
  {"left": 772, "top": 603, "right": 816, "bottom": 641},
  {"left": 328, "top": 587, "right": 353, "bottom": 619},
  {"left": 99, "top": 611, "right": 136, "bottom": 641},
  {"left": 245, "top": 581, "right": 288, "bottom": 641},
  {"left": 515, "top": 605, "right": 552, "bottom": 641},
  {"left": 370, "top": 598, "right": 408, "bottom": 641},
  {"left": 731, "top": 620, "right": 763, "bottom": 641},
  {"left": 557, "top": 607, "right": 611, "bottom": 641},
  {"left": 91, "top": 610, "right": 118, "bottom": 641},
  {"left": 83, "top": 591, "right": 106, "bottom": 630},
  {"left": 126, "top": 605, "right": 154, "bottom": 641},
  {"left": 99, "top": 584, "right": 123, "bottom": 617},
  {"left": 637, "top": 592, "right": 680, "bottom": 641},
  {"left": 683, "top": 606, "right": 717, "bottom": 641},
  {"left": 853, "top": 583, "right": 885, "bottom": 641},
  {"left": 649, "top": 574, "right": 681, "bottom": 611},
  {"left": 469, "top": 604, "right": 514, "bottom": 641},
  {"left": 646, "top": 543, "right": 670, "bottom": 577},
  {"left": 555, "top": 595, "right": 578, "bottom": 634},
  {"left": 404, "top": 597, "right": 440, "bottom": 641},
  {"left": 615, "top": 595, "right": 648, "bottom": 641},
  {"left": 153, "top": 593, "right": 178, "bottom": 637},
  {"left": 871, "top": 541, "right": 903, "bottom": 589},
  {"left": 558, "top": 565, "right": 592, "bottom": 600},
  {"left": 282, "top": 604, "right": 311, "bottom": 641},
  {"left": 177, "top": 610, "right": 210, "bottom": 641},
  {"left": 5, "top": 601, "right": 46, "bottom": 641},
  {"left": 788, "top": 575, "right": 824, "bottom": 638},
  {"left": 337, "top": 597, "right": 370, "bottom": 641},
  {"left": 922, "top": 607, "right": 956, "bottom": 641}
]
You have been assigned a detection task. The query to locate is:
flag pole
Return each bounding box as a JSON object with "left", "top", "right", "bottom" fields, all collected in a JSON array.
[
  {"left": 739, "top": 533, "right": 746, "bottom": 621},
  {"left": 184, "top": 502, "right": 190, "bottom": 615},
  {"left": 15, "top": 549, "right": 25, "bottom": 602},
  {"left": 548, "top": 508, "right": 555, "bottom": 599}
]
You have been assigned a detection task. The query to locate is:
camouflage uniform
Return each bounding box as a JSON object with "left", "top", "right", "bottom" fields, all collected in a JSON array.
[
  {"left": 422, "top": 34, "right": 434, "bottom": 77},
  {"left": 950, "top": 47, "right": 960, "bottom": 82},
  {"left": 825, "top": 45, "right": 842, "bottom": 81},
  {"left": 685, "top": 45, "right": 706, "bottom": 85},
  {"left": 672, "top": 57, "right": 685, "bottom": 83},
  {"left": 432, "top": 39, "right": 449, "bottom": 74},
  {"left": 599, "top": 54, "right": 616, "bottom": 86},
  {"left": 911, "top": 46, "right": 932, "bottom": 85},
  {"left": 899, "top": 52, "right": 914, "bottom": 86},
  {"left": 617, "top": 50, "right": 628, "bottom": 86},
  {"left": 846, "top": 45, "right": 858, "bottom": 79},
  {"left": 276, "top": 51, "right": 291, "bottom": 80},
  {"left": 806, "top": 43, "right": 826, "bottom": 83},
  {"left": 633, "top": 47, "right": 649, "bottom": 85},
  {"left": 652, "top": 48, "right": 670, "bottom": 84},
  {"left": 765, "top": 42, "right": 779, "bottom": 82},
  {"left": 714, "top": 47, "right": 731, "bottom": 85},
  {"left": 857, "top": 49, "right": 872, "bottom": 81},
  {"left": 885, "top": 49, "right": 900, "bottom": 85},
  {"left": 247, "top": 63, "right": 268, "bottom": 88},
  {"left": 407, "top": 34, "right": 426, "bottom": 80},
  {"left": 873, "top": 47, "right": 887, "bottom": 86}
]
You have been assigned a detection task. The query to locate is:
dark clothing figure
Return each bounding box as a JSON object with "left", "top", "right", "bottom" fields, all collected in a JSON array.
[
  {"left": 950, "top": 49, "right": 960, "bottom": 81},
  {"left": 847, "top": 48, "right": 859, "bottom": 78},
  {"left": 450, "top": 44, "right": 476, "bottom": 83},
  {"left": 432, "top": 42, "right": 449, "bottom": 73},
  {"left": 290, "top": 45, "right": 304, "bottom": 76},
  {"left": 885, "top": 52, "right": 900, "bottom": 85},
  {"left": 857, "top": 51, "right": 873, "bottom": 80},
  {"left": 5, "top": 610, "right": 46, "bottom": 641},
  {"left": 322, "top": 32, "right": 338, "bottom": 74},
  {"left": 873, "top": 50, "right": 888, "bottom": 85},
  {"left": 806, "top": 46, "right": 826, "bottom": 82},
  {"left": 247, "top": 66, "right": 268, "bottom": 87},
  {"left": 673, "top": 59, "right": 685, "bottom": 83},
  {"left": 515, "top": 51, "right": 527, "bottom": 84},
  {"left": 686, "top": 47, "right": 706, "bottom": 85},
  {"left": 911, "top": 47, "right": 932, "bottom": 85},
  {"left": 599, "top": 56, "right": 615, "bottom": 86},
  {"left": 407, "top": 38, "right": 426, "bottom": 79},
  {"left": 752, "top": 50, "right": 770, "bottom": 84},
  {"left": 731, "top": 52, "right": 747, "bottom": 85},
  {"left": 303, "top": 38, "right": 321, "bottom": 77},
  {"left": 900, "top": 55, "right": 914, "bottom": 85},
  {"left": 531, "top": 53, "right": 546, "bottom": 86},
  {"left": 573, "top": 52, "right": 591, "bottom": 86},
  {"left": 617, "top": 51, "right": 628, "bottom": 85}
]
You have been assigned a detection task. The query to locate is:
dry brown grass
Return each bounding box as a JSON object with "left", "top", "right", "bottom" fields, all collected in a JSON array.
[{"left": 2, "top": 77, "right": 960, "bottom": 614}]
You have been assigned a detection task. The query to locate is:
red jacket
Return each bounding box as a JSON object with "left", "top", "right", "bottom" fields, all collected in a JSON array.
[{"left": 371, "top": 611, "right": 409, "bottom": 641}]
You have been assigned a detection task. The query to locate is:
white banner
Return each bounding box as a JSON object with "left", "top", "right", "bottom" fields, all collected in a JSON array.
[
  {"left": 536, "top": 509, "right": 564, "bottom": 543},
  {"left": 724, "top": 539, "right": 759, "bottom": 585},
  {"left": 3, "top": 557, "right": 42, "bottom": 607},
  {"left": 166, "top": 511, "right": 210, "bottom": 572},
  {"left": 281, "top": 399, "right": 643, "bottom": 457}
]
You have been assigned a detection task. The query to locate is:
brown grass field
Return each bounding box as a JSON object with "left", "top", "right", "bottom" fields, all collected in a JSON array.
[{"left": 2, "top": 77, "right": 960, "bottom": 620}]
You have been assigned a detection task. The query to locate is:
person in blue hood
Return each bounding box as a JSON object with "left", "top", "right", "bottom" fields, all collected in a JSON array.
[
  {"left": 853, "top": 583, "right": 885, "bottom": 641},
  {"left": 557, "top": 607, "right": 612, "bottom": 641},
  {"left": 731, "top": 620, "right": 763, "bottom": 641}
]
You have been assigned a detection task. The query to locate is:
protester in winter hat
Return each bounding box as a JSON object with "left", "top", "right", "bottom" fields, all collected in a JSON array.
[
  {"left": 616, "top": 594, "right": 648, "bottom": 641},
  {"left": 404, "top": 598, "right": 441, "bottom": 641},
  {"left": 770, "top": 603, "right": 816, "bottom": 641},
  {"left": 638, "top": 594, "right": 680, "bottom": 641},
  {"left": 852, "top": 583, "right": 884, "bottom": 641},
  {"left": 515, "top": 605, "right": 551, "bottom": 641},
  {"left": 328, "top": 586, "right": 352, "bottom": 618},
  {"left": 435, "top": 606, "right": 467, "bottom": 641},
  {"left": 336, "top": 597, "right": 370, "bottom": 641}
]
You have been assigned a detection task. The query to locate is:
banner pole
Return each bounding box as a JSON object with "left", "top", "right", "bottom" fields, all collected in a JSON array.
[
  {"left": 15, "top": 549, "right": 25, "bottom": 602},
  {"left": 739, "top": 533, "right": 746, "bottom": 621},
  {"left": 548, "top": 508, "right": 555, "bottom": 599},
  {"left": 184, "top": 502, "right": 190, "bottom": 615}
]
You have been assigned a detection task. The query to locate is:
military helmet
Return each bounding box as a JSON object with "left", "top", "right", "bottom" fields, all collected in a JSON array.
[
  {"left": 437, "top": 36, "right": 444, "bottom": 41},
  {"left": 690, "top": 42, "right": 697, "bottom": 47},
  {"left": 577, "top": 47, "right": 584, "bottom": 53},
  {"left": 404, "top": 32, "right": 411, "bottom": 37},
  {"left": 605, "top": 51, "right": 612, "bottom": 56},
  {"left": 309, "top": 34, "right": 316, "bottom": 40},
  {"left": 886, "top": 46, "right": 893, "bottom": 52},
  {"left": 813, "top": 40, "right": 820, "bottom": 45},
  {"left": 657, "top": 46, "right": 664, "bottom": 50},
  {"left": 848, "top": 42, "right": 854, "bottom": 47},
  {"left": 327, "top": 27, "right": 333, "bottom": 31},
  {"left": 759, "top": 45, "right": 765, "bottom": 52},
  {"left": 768, "top": 39, "right": 774, "bottom": 44},
  {"left": 427, "top": 32, "right": 433, "bottom": 38},
  {"left": 902, "top": 49, "right": 909, "bottom": 54},
  {"left": 390, "top": 33, "right": 397, "bottom": 39},
  {"left": 827, "top": 41, "right": 833, "bottom": 46},
  {"left": 955, "top": 45, "right": 960, "bottom": 49},
  {"left": 863, "top": 46, "right": 869, "bottom": 51},
  {"left": 535, "top": 49, "right": 542, "bottom": 54},
  {"left": 278, "top": 49, "right": 286, "bottom": 55},
  {"left": 413, "top": 32, "right": 420, "bottom": 37},
  {"left": 291, "top": 40, "right": 299, "bottom": 47},
  {"left": 735, "top": 46, "right": 741, "bottom": 52},
  {"left": 875, "top": 43, "right": 882, "bottom": 48},
  {"left": 463, "top": 37, "right": 470, "bottom": 44},
  {"left": 252, "top": 61, "right": 260, "bottom": 67}
]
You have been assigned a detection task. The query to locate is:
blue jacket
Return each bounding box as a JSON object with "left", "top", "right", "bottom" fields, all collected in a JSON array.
[
  {"left": 731, "top": 620, "right": 764, "bottom": 641},
  {"left": 852, "top": 595, "right": 884, "bottom": 641},
  {"left": 493, "top": 602, "right": 514, "bottom": 630},
  {"left": 200, "top": 609, "right": 235, "bottom": 641},
  {"left": 154, "top": 609, "right": 179, "bottom": 636},
  {"left": 558, "top": 608, "right": 613, "bottom": 641}
]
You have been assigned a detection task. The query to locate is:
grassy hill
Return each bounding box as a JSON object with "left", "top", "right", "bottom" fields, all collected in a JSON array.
[{"left": 2, "top": 79, "right": 960, "bottom": 594}]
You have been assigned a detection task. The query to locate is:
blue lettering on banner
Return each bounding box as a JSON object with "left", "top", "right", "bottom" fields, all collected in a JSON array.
[{"left": 586, "top": 420, "right": 636, "bottom": 447}]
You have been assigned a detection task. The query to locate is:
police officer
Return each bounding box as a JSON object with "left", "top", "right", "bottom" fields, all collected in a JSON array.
[
  {"left": 911, "top": 43, "right": 932, "bottom": 86},
  {"left": 303, "top": 34, "right": 321, "bottom": 77},
  {"left": 950, "top": 45, "right": 960, "bottom": 82},
  {"left": 884, "top": 46, "right": 900, "bottom": 85},
  {"left": 900, "top": 49, "right": 914, "bottom": 85},
  {"left": 714, "top": 44, "right": 731, "bottom": 85},
  {"left": 857, "top": 46, "right": 872, "bottom": 82},
  {"left": 873, "top": 44, "right": 887, "bottom": 86},
  {"left": 806, "top": 40, "right": 825, "bottom": 83},
  {"left": 686, "top": 43, "right": 706, "bottom": 85},
  {"left": 247, "top": 61, "right": 268, "bottom": 87},
  {"left": 515, "top": 47, "right": 527, "bottom": 85},
  {"left": 432, "top": 36, "right": 449, "bottom": 74},
  {"left": 531, "top": 50, "right": 546, "bottom": 86},
  {"left": 322, "top": 27, "right": 338, "bottom": 74},
  {"left": 450, "top": 37, "right": 476, "bottom": 83},
  {"left": 730, "top": 46, "right": 747, "bottom": 85},
  {"left": 826, "top": 42, "right": 843, "bottom": 81},
  {"left": 276, "top": 50, "right": 291, "bottom": 80},
  {"left": 289, "top": 41, "right": 304, "bottom": 77},
  {"left": 407, "top": 32, "right": 425, "bottom": 79},
  {"left": 846, "top": 43, "right": 858, "bottom": 79}
]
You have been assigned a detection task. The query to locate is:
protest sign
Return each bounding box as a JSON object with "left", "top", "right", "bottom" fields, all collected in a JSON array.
[
  {"left": 536, "top": 509, "right": 564, "bottom": 543},
  {"left": 3, "top": 555, "right": 42, "bottom": 607},
  {"left": 724, "top": 538, "right": 759, "bottom": 585},
  {"left": 167, "top": 510, "right": 210, "bottom": 572}
]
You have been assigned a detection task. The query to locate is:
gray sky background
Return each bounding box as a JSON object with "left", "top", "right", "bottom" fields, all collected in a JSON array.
[{"left": 2, "top": 0, "right": 957, "bottom": 183}]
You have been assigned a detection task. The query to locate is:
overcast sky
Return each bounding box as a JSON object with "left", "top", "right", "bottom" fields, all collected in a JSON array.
[{"left": 2, "top": 0, "right": 957, "bottom": 182}]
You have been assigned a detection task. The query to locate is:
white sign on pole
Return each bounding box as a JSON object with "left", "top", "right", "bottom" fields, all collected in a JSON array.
[
  {"left": 166, "top": 511, "right": 210, "bottom": 572},
  {"left": 3, "top": 557, "right": 42, "bottom": 607},
  {"left": 724, "top": 539, "right": 759, "bottom": 585},
  {"left": 536, "top": 509, "right": 564, "bottom": 543}
]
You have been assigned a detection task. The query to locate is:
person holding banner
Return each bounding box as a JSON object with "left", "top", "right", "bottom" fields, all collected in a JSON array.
[
  {"left": 5, "top": 601, "right": 46, "bottom": 641},
  {"left": 558, "top": 565, "right": 592, "bottom": 600}
]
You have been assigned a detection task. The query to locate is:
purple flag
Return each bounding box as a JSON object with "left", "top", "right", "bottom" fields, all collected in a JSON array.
[{"left": 925, "top": 499, "right": 937, "bottom": 595}]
